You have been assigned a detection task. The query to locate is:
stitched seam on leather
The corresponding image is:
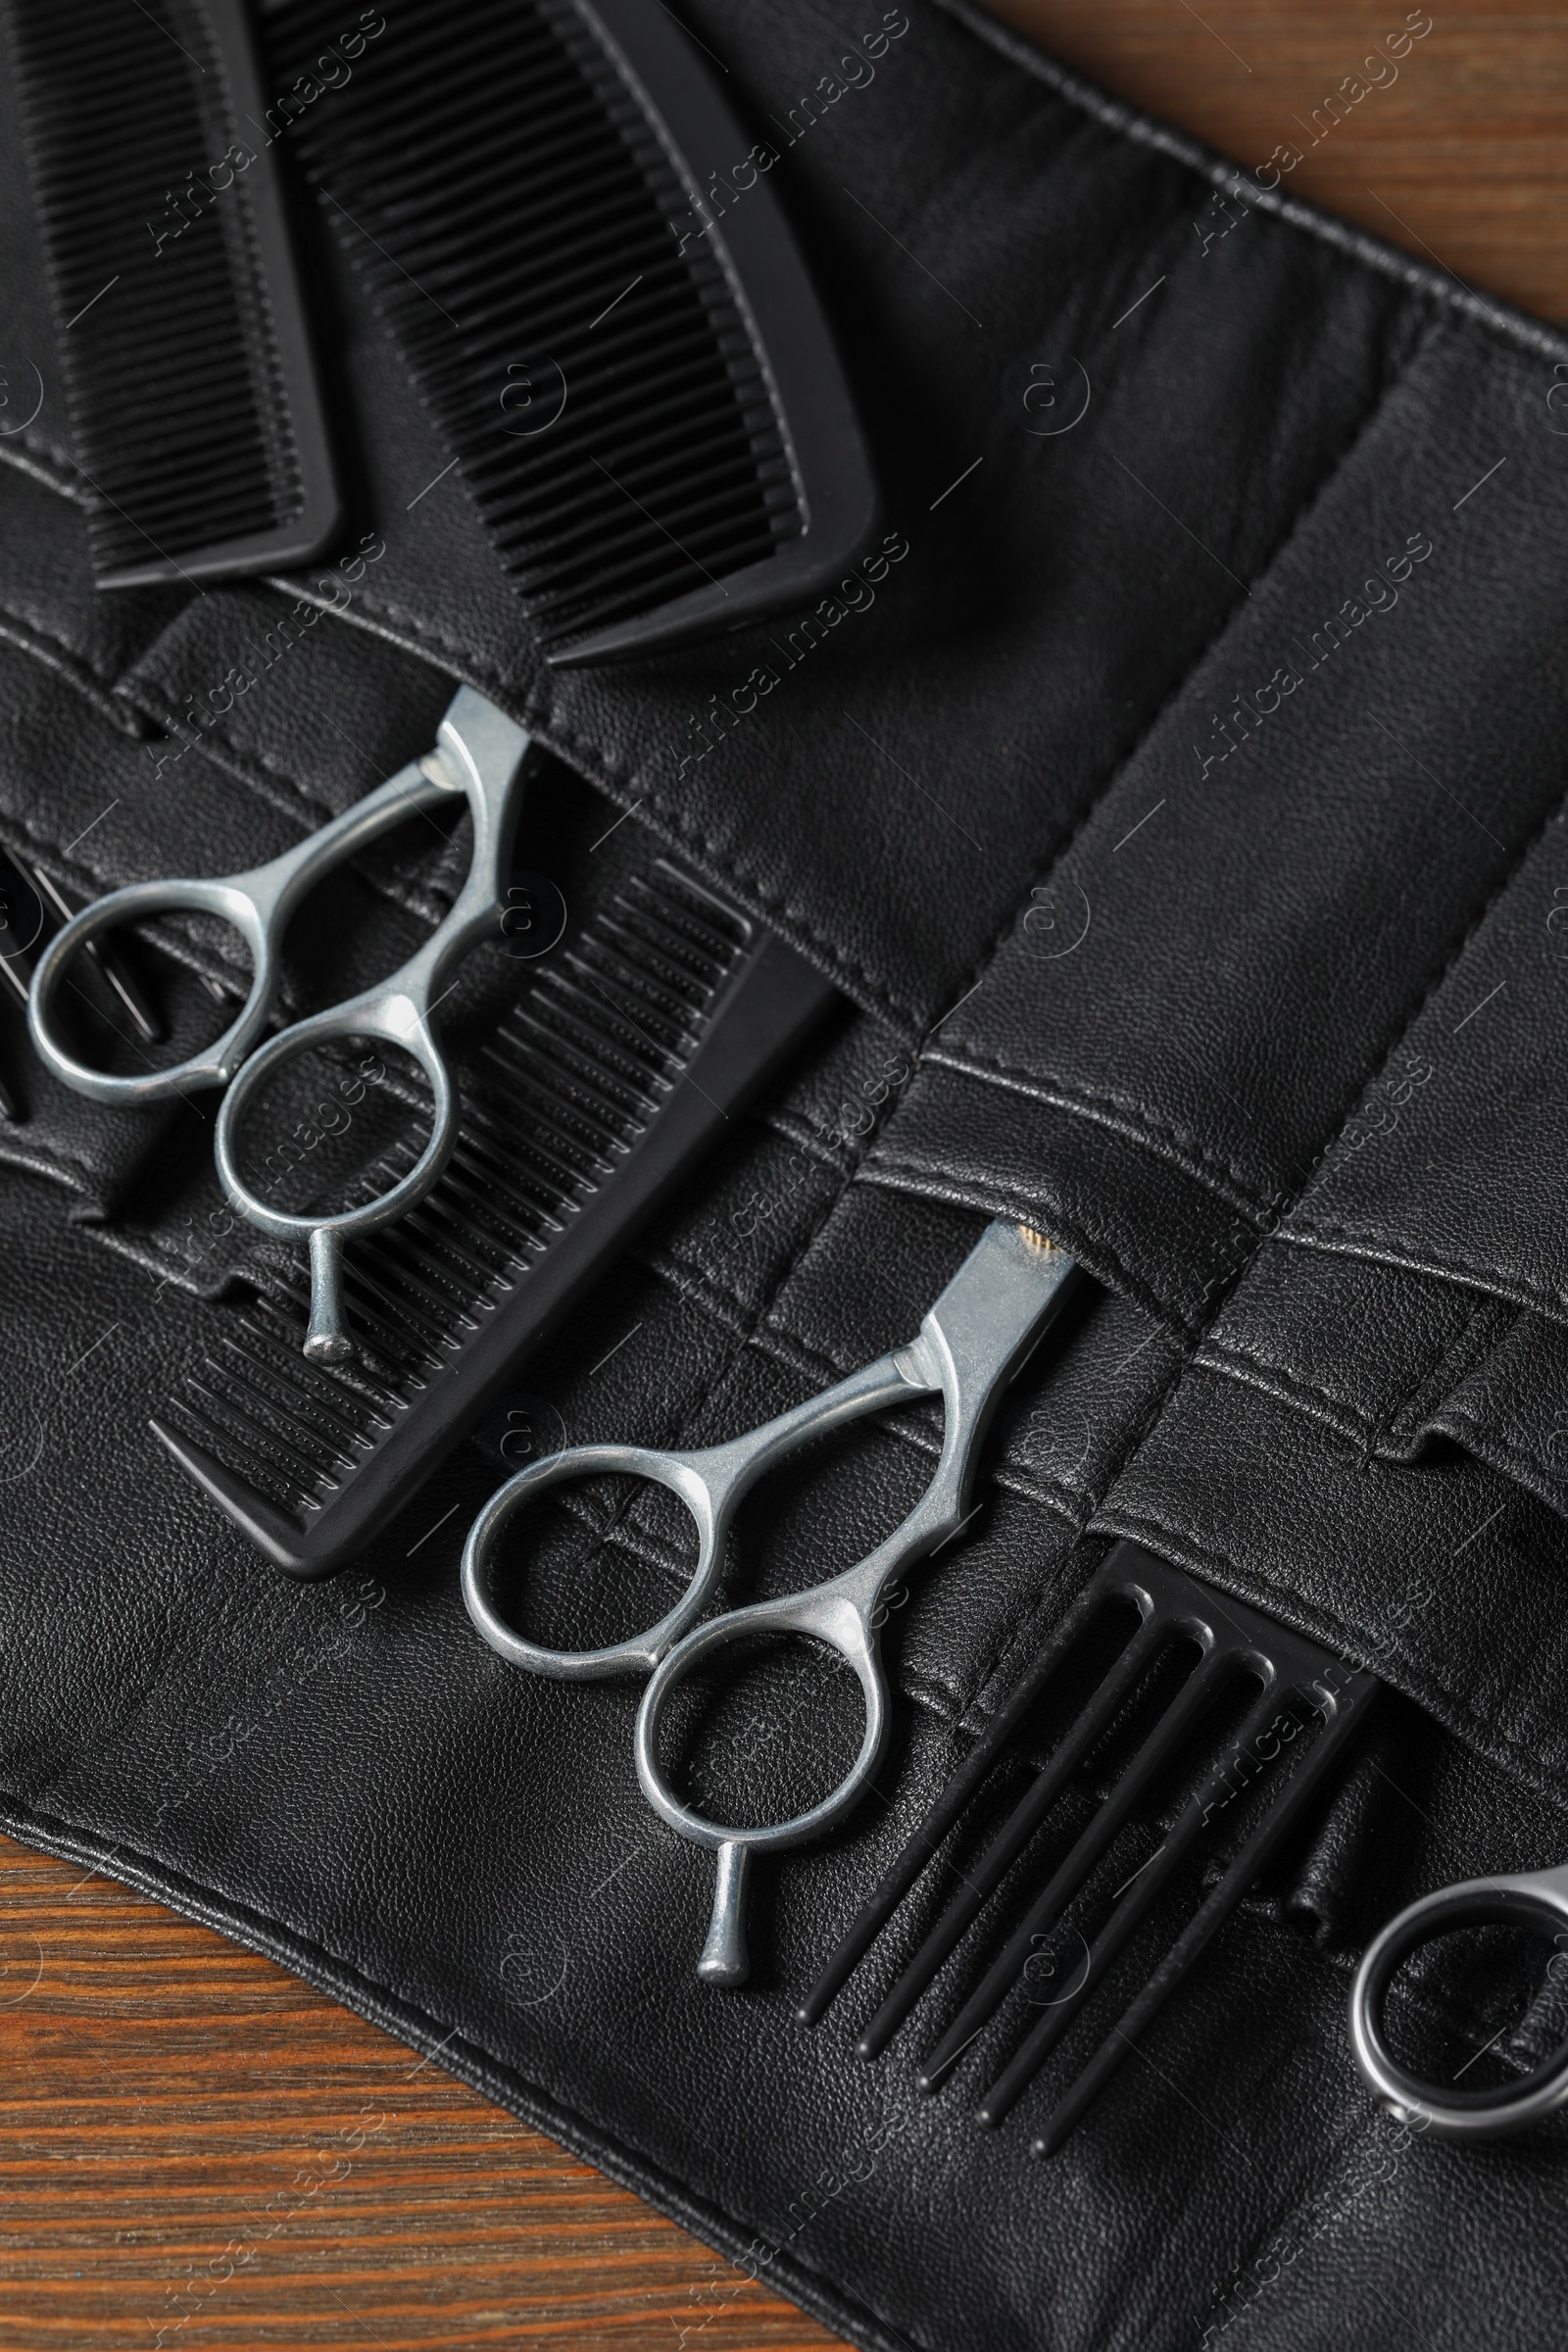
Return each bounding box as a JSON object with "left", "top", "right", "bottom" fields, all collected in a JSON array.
[
  {"left": 909, "top": 1048, "right": 1275, "bottom": 1211},
  {"left": 869, "top": 304, "right": 1444, "bottom": 1244},
  {"left": 1276, "top": 1217, "right": 1568, "bottom": 1329},
  {"left": 0, "top": 601, "right": 140, "bottom": 726},
  {"left": 544, "top": 698, "right": 920, "bottom": 1030},
  {"left": 1268, "top": 764, "right": 1568, "bottom": 1259},
  {"left": 1380, "top": 1291, "right": 1504, "bottom": 1451},
  {"left": 8, "top": 334, "right": 960, "bottom": 1038},
  {"left": 1194, "top": 1339, "right": 1375, "bottom": 1447},
  {"left": 1090, "top": 1225, "right": 1568, "bottom": 1770},
  {"left": 935, "top": 0, "right": 1568, "bottom": 367},
  {"left": 288, "top": 323, "right": 1433, "bottom": 1040},
  {"left": 1096, "top": 1499, "right": 1568, "bottom": 1819},
  {"left": 951, "top": 668, "right": 1568, "bottom": 1704},
  {"left": 633, "top": 1244, "right": 761, "bottom": 1348},
  {"left": 860, "top": 1155, "right": 1195, "bottom": 1332},
  {"left": 1, "top": 681, "right": 449, "bottom": 955},
  {"left": 0, "top": 1131, "right": 103, "bottom": 1197},
  {"left": 1191, "top": 1297, "right": 1519, "bottom": 1464},
  {"left": 1428, "top": 1402, "right": 1568, "bottom": 1521},
  {"left": 291, "top": 581, "right": 493, "bottom": 673},
  {"left": 1191, "top": 1291, "right": 1499, "bottom": 1454},
  {"left": 124, "top": 687, "right": 340, "bottom": 833},
  {"left": 0, "top": 801, "right": 150, "bottom": 912}
]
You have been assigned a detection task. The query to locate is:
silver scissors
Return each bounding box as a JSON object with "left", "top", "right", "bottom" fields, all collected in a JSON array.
[
  {"left": 1351, "top": 1858, "right": 1568, "bottom": 2137},
  {"left": 29, "top": 688, "right": 534, "bottom": 1363},
  {"left": 461, "top": 1219, "right": 1080, "bottom": 1985}
]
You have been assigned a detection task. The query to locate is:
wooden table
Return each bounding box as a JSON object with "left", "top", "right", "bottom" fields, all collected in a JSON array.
[
  {"left": 6, "top": 7, "right": 1562, "bottom": 2345},
  {"left": 993, "top": 0, "right": 1568, "bottom": 323}
]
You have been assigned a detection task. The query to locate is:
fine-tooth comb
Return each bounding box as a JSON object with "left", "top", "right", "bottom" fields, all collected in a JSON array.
[
  {"left": 4, "top": 0, "right": 340, "bottom": 586},
  {"left": 265, "top": 0, "right": 877, "bottom": 665},
  {"left": 801, "top": 1540, "right": 1378, "bottom": 2157},
  {"left": 153, "top": 858, "right": 837, "bottom": 1574}
]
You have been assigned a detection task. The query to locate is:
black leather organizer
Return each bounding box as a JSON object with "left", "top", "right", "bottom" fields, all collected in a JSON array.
[{"left": 3, "top": 2, "right": 1568, "bottom": 2345}]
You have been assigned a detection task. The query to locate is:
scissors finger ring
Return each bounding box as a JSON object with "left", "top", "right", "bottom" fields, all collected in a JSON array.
[{"left": 1350, "top": 1860, "right": 1568, "bottom": 2136}]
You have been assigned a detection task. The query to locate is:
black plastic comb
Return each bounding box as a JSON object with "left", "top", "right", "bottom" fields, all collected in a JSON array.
[
  {"left": 265, "top": 0, "right": 876, "bottom": 664},
  {"left": 4, "top": 0, "right": 340, "bottom": 585},
  {"left": 152, "top": 858, "right": 837, "bottom": 1573},
  {"left": 802, "top": 1540, "right": 1377, "bottom": 2157}
]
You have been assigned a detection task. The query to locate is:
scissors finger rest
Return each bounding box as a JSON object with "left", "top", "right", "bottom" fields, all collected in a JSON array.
[{"left": 1350, "top": 1862, "right": 1568, "bottom": 2136}]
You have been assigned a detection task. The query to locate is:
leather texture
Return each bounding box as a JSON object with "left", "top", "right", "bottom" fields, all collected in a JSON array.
[{"left": 2, "top": 3, "right": 1568, "bottom": 2347}]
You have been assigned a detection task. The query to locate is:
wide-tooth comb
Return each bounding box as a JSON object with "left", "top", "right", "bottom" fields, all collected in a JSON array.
[
  {"left": 801, "top": 1540, "right": 1377, "bottom": 2157},
  {"left": 264, "top": 0, "right": 876, "bottom": 664},
  {"left": 4, "top": 0, "right": 340, "bottom": 585},
  {"left": 153, "top": 858, "right": 837, "bottom": 1573}
]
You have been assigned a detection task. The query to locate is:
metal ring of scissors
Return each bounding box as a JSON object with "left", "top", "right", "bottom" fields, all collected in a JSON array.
[
  {"left": 1350, "top": 1862, "right": 1568, "bottom": 2136},
  {"left": 462, "top": 1220, "right": 1080, "bottom": 1985},
  {"left": 29, "top": 688, "right": 535, "bottom": 1362}
]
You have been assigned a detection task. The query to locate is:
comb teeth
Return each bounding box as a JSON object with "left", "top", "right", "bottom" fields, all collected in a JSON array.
[
  {"left": 268, "top": 0, "right": 794, "bottom": 651},
  {"left": 5, "top": 0, "right": 339, "bottom": 584},
  {"left": 263, "top": 0, "right": 875, "bottom": 663},
  {"left": 801, "top": 1542, "right": 1376, "bottom": 2158},
  {"left": 153, "top": 860, "right": 838, "bottom": 1571}
]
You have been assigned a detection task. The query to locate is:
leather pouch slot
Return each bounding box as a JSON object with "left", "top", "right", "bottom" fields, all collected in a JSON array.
[
  {"left": 1193, "top": 796, "right": 1568, "bottom": 1522},
  {"left": 1278, "top": 796, "right": 1568, "bottom": 1327},
  {"left": 860, "top": 318, "right": 1568, "bottom": 1339},
  {"left": 0, "top": 465, "right": 183, "bottom": 738},
  {"left": 1096, "top": 1345, "right": 1568, "bottom": 1817},
  {"left": 1414, "top": 1305, "right": 1568, "bottom": 1519},
  {"left": 1089, "top": 790, "right": 1568, "bottom": 1793}
]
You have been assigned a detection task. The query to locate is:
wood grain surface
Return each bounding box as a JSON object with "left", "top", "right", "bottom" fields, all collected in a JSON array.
[
  {"left": 0, "top": 1837, "right": 835, "bottom": 2350},
  {"left": 8, "top": 6, "right": 1564, "bottom": 2347},
  {"left": 991, "top": 0, "right": 1568, "bottom": 322}
]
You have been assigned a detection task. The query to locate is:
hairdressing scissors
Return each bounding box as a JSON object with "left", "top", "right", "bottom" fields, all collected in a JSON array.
[
  {"left": 29, "top": 688, "right": 535, "bottom": 1362},
  {"left": 1351, "top": 1858, "right": 1568, "bottom": 2137},
  {"left": 462, "top": 1219, "right": 1080, "bottom": 1985}
]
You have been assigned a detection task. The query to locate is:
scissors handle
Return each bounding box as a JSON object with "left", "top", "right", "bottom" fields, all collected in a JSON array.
[
  {"left": 463, "top": 1222, "right": 1076, "bottom": 1984},
  {"left": 634, "top": 1223, "right": 1077, "bottom": 1983},
  {"left": 634, "top": 1578, "right": 893, "bottom": 1985},
  {"left": 1350, "top": 1862, "right": 1568, "bottom": 2136},
  {"left": 461, "top": 1353, "right": 922, "bottom": 1677},
  {"left": 216, "top": 691, "right": 533, "bottom": 1360},
  {"left": 28, "top": 759, "right": 455, "bottom": 1103}
]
